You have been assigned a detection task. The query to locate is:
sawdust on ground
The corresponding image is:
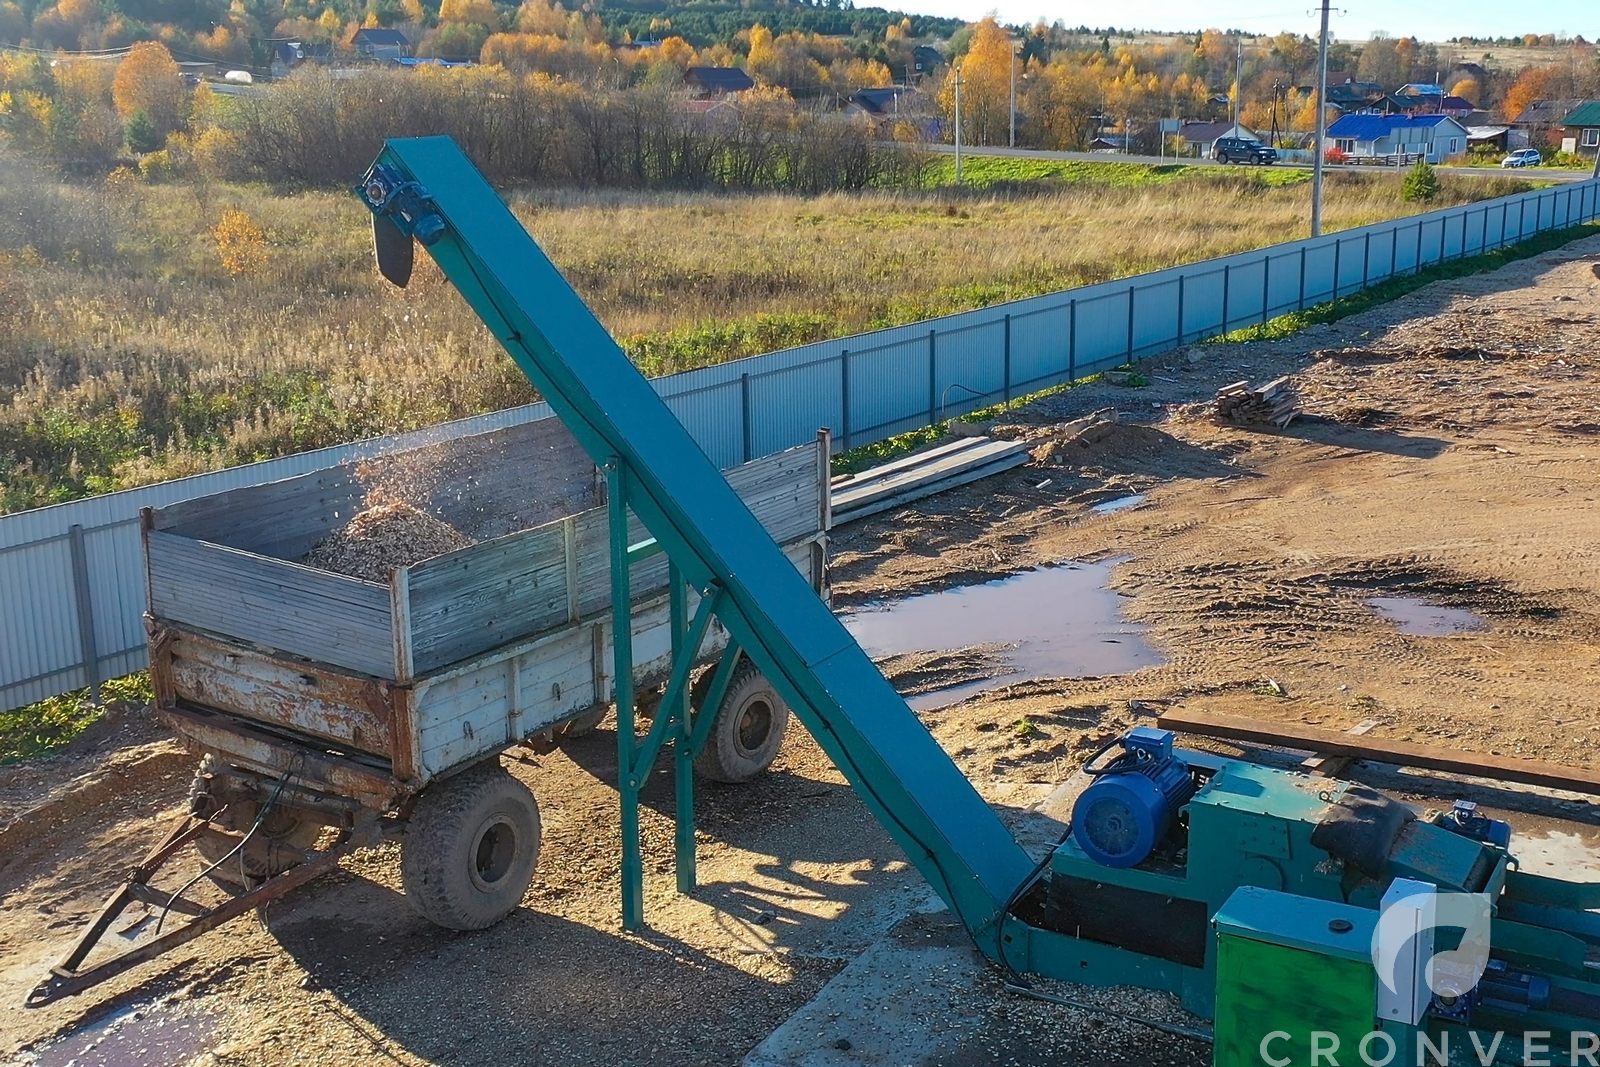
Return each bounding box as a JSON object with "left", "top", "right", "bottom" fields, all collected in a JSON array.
[{"left": 4, "top": 236, "right": 1600, "bottom": 1066}]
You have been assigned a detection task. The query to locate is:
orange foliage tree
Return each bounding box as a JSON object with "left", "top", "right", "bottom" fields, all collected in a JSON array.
[
  {"left": 1501, "top": 66, "right": 1561, "bottom": 123},
  {"left": 112, "top": 41, "right": 185, "bottom": 137},
  {"left": 438, "top": 0, "right": 496, "bottom": 25},
  {"left": 939, "top": 16, "right": 1014, "bottom": 146}
]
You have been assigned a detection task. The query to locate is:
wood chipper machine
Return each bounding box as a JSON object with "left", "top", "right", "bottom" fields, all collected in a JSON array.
[{"left": 29, "top": 138, "right": 1600, "bottom": 1065}]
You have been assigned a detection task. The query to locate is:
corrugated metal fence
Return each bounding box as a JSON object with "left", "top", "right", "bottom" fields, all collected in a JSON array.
[{"left": 3, "top": 178, "right": 1596, "bottom": 712}]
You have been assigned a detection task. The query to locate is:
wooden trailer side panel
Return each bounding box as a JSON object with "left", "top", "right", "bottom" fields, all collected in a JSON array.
[
  {"left": 146, "top": 530, "right": 395, "bottom": 678},
  {"left": 403, "top": 441, "right": 826, "bottom": 678},
  {"left": 157, "top": 627, "right": 401, "bottom": 762},
  {"left": 412, "top": 541, "right": 816, "bottom": 778},
  {"left": 151, "top": 417, "right": 597, "bottom": 558}
]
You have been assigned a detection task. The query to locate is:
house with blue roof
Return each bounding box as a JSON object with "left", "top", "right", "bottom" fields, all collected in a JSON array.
[{"left": 1325, "top": 113, "right": 1469, "bottom": 163}]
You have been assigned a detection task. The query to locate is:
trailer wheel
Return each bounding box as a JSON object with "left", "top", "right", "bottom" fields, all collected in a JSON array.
[
  {"left": 694, "top": 662, "right": 790, "bottom": 784},
  {"left": 401, "top": 763, "right": 541, "bottom": 931},
  {"left": 188, "top": 762, "right": 324, "bottom": 890}
]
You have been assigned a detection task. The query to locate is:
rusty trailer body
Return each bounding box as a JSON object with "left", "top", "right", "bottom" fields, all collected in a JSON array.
[
  {"left": 143, "top": 417, "right": 829, "bottom": 798},
  {"left": 29, "top": 419, "right": 829, "bottom": 1005}
]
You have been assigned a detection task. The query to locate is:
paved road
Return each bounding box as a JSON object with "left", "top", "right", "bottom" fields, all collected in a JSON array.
[{"left": 928, "top": 143, "right": 1596, "bottom": 183}]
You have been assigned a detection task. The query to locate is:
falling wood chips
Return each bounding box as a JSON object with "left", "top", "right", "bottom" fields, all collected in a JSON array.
[{"left": 303, "top": 493, "right": 474, "bottom": 582}]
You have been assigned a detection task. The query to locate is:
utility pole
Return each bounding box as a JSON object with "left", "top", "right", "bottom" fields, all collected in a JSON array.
[
  {"left": 1009, "top": 53, "right": 1016, "bottom": 148},
  {"left": 1233, "top": 35, "right": 1242, "bottom": 129},
  {"left": 954, "top": 66, "right": 964, "bottom": 183},
  {"left": 1311, "top": 0, "right": 1332, "bottom": 236}
]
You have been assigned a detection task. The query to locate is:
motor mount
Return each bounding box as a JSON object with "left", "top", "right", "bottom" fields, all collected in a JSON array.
[{"left": 1072, "top": 727, "right": 1197, "bottom": 868}]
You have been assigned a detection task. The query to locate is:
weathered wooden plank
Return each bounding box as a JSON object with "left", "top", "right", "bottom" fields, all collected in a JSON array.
[
  {"left": 832, "top": 439, "right": 1028, "bottom": 512},
  {"left": 165, "top": 630, "right": 395, "bottom": 757},
  {"left": 1156, "top": 709, "right": 1600, "bottom": 797},
  {"left": 1302, "top": 719, "right": 1379, "bottom": 777},
  {"left": 147, "top": 531, "right": 394, "bottom": 677},
  {"left": 831, "top": 436, "right": 991, "bottom": 491},
  {"left": 832, "top": 450, "right": 1029, "bottom": 525},
  {"left": 405, "top": 523, "right": 571, "bottom": 673},
  {"left": 155, "top": 417, "right": 599, "bottom": 559},
  {"left": 413, "top": 539, "right": 817, "bottom": 775}
]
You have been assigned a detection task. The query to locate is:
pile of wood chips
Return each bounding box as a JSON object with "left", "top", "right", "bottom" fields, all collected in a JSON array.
[
  {"left": 1214, "top": 377, "right": 1299, "bottom": 428},
  {"left": 304, "top": 493, "right": 474, "bottom": 582}
]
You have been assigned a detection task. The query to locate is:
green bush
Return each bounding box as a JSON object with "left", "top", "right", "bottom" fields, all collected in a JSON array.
[
  {"left": 1, "top": 673, "right": 152, "bottom": 763},
  {"left": 1545, "top": 150, "right": 1591, "bottom": 169},
  {"left": 124, "top": 109, "right": 162, "bottom": 155},
  {"left": 1402, "top": 159, "right": 1440, "bottom": 202},
  {"left": 138, "top": 149, "right": 178, "bottom": 183}
]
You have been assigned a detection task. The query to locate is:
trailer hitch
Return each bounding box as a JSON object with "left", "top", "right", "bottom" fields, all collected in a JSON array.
[{"left": 25, "top": 812, "right": 381, "bottom": 1007}]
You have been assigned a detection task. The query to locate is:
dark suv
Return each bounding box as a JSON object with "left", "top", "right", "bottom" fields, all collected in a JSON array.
[{"left": 1213, "top": 137, "right": 1277, "bottom": 165}]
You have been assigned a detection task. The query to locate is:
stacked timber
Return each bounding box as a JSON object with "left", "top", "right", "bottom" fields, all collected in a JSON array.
[
  {"left": 1214, "top": 377, "right": 1298, "bottom": 428},
  {"left": 830, "top": 436, "right": 1029, "bottom": 525}
]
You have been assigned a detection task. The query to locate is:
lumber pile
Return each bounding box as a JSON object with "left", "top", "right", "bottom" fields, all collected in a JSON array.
[
  {"left": 830, "top": 436, "right": 1029, "bottom": 526},
  {"left": 1214, "top": 377, "right": 1299, "bottom": 428}
]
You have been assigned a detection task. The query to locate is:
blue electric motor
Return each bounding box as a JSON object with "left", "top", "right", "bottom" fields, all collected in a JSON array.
[{"left": 1072, "top": 727, "right": 1197, "bottom": 868}]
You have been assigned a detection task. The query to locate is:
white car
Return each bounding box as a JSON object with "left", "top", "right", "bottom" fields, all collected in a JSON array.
[{"left": 1501, "top": 148, "right": 1542, "bottom": 168}]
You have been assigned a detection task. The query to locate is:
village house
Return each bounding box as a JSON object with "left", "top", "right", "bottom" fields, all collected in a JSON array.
[
  {"left": 1325, "top": 113, "right": 1469, "bottom": 163},
  {"left": 1560, "top": 101, "right": 1600, "bottom": 158}
]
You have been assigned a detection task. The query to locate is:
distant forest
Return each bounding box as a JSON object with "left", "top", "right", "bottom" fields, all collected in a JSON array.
[{"left": 591, "top": 0, "right": 962, "bottom": 48}]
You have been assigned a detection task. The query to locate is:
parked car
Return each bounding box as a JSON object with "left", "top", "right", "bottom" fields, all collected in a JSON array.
[
  {"left": 1501, "top": 148, "right": 1542, "bottom": 168},
  {"left": 1213, "top": 137, "right": 1278, "bottom": 165}
]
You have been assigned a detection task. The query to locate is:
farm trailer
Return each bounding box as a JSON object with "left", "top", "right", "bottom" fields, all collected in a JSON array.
[{"left": 28, "top": 416, "right": 829, "bottom": 1004}]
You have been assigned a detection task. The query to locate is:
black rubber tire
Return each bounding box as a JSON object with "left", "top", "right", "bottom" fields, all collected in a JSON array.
[
  {"left": 401, "top": 763, "right": 541, "bottom": 931},
  {"left": 693, "top": 662, "right": 790, "bottom": 784},
  {"left": 188, "top": 761, "right": 322, "bottom": 891}
]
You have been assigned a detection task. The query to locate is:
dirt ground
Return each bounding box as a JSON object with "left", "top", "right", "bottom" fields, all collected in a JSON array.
[{"left": 3, "top": 236, "right": 1600, "bottom": 1066}]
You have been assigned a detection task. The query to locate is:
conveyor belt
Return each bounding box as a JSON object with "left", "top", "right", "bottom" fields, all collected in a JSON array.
[{"left": 362, "top": 137, "right": 1034, "bottom": 939}]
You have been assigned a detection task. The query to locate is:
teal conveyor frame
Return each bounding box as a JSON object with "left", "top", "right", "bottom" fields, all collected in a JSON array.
[{"left": 355, "top": 136, "right": 1036, "bottom": 943}]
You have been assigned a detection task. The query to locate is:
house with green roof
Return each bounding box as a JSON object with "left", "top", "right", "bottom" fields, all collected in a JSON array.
[{"left": 1560, "top": 101, "right": 1600, "bottom": 157}]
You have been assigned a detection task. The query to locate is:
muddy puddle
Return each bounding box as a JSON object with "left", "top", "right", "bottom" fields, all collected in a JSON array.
[
  {"left": 841, "top": 558, "right": 1162, "bottom": 710},
  {"left": 22, "top": 997, "right": 217, "bottom": 1067},
  {"left": 1368, "top": 596, "right": 1488, "bottom": 636},
  {"left": 1091, "top": 493, "right": 1148, "bottom": 514}
]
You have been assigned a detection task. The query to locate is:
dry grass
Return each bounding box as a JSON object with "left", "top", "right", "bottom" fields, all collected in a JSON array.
[{"left": 0, "top": 154, "right": 1530, "bottom": 512}]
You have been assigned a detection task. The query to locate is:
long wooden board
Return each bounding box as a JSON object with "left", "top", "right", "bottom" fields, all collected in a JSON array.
[
  {"left": 1155, "top": 708, "right": 1600, "bottom": 797},
  {"left": 832, "top": 438, "right": 1029, "bottom": 525}
]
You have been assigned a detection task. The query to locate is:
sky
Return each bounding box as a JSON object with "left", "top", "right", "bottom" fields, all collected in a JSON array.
[{"left": 905, "top": 0, "right": 1598, "bottom": 46}]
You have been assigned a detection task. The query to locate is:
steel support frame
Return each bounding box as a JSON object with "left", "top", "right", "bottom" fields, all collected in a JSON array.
[{"left": 605, "top": 461, "right": 741, "bottom": 931}]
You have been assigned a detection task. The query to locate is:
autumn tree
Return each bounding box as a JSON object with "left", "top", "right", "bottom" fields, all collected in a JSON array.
[
  {"left": 514, "top": 0, "right": 566, "bottom": 35},
  {"left": 656, "top": 35, "right": 696, "bottom": 69},
  {"left": 1026, "top": 58, "right": 1101, "bottom": 149},
  {"left": 438, "top": 0, "right": 496, "bottom": 25},
  {"left": 1448, "top": 76, "right": 1480, "bottom": 105},
  {"left": 1501, "top": 65, "right": 1561, "bottom": 123},
  {"left": 213, "top": 209, "right": 267, "bottom": 276},
  {"left": 746, "top": 24, "right": 775, "bottom": 82},
  {"left": 112, "top": 42, "right": 184, "bottom": 138},
  {"left": 939, "top": 16, "right": 1014, "bottom": 146}
]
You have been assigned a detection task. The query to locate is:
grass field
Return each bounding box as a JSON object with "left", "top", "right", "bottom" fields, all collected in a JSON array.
[
  {"left": 0, "top": 151, "right": 1530, "bottom": 513},
  {"left": 919, "top": 155, "right": 1313, "bottom": 189}
]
